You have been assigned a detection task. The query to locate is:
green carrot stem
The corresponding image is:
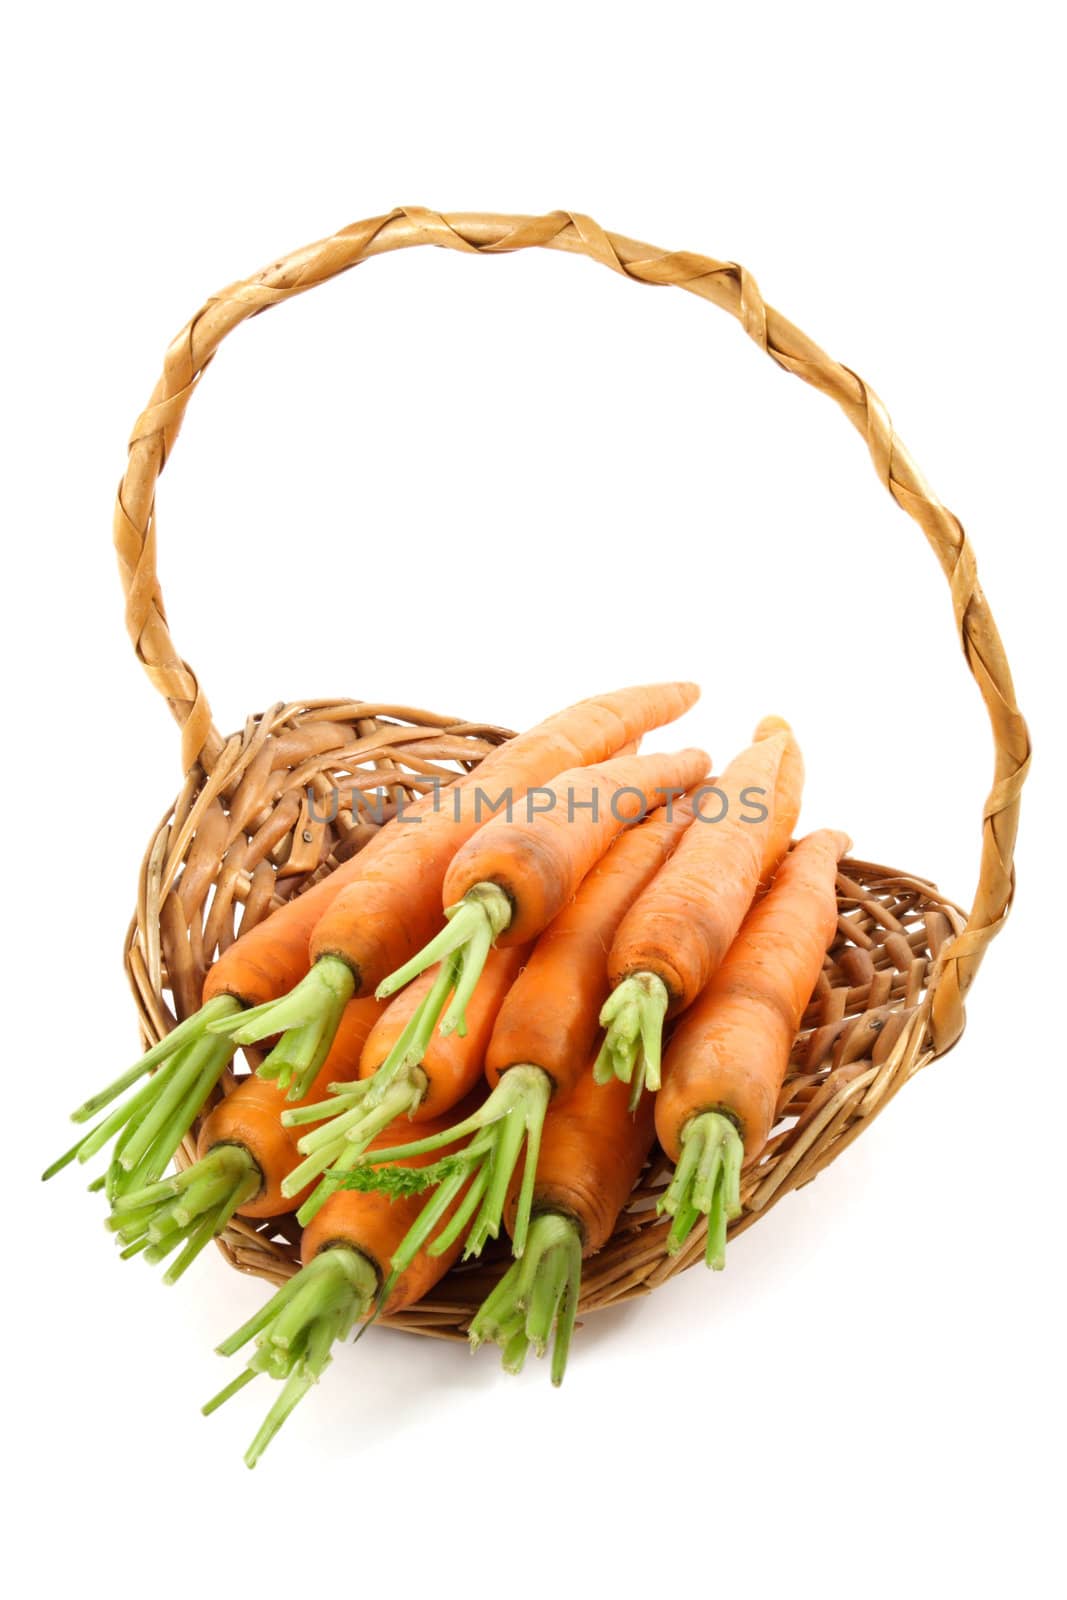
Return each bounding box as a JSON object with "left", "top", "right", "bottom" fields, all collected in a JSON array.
[
  {"left": 286, "top": 1067, "right": 425, "bottom": 1164},
  {"left": 423, "top": 1159, "right": 492, "bottom": 1258},
  {"left": 380, "top": 1133, "right": 497, "bottom": 1281},
  {"left": 287, "top": 1072, "right": 427, "bottom": 1224},
  {"left": 331, "top": 1065, "right": 553, "bottom": 1265},
  {"left": 207, "top": 958, "right": 355, "bottom": 1101},
  {"left": 71, "top": 996, "right": 240, "bottom": 1121},
  {"left": 108, "top": 1144, "right": 261, "bottom": 1280},
  {"left": 468, "top": 1212, "right": 583, "bottom": 1385},
  {"left": 280, "top": 1082, "right": 374, "bottom": 1130},
  {"left": 331, "top": 951, "right": 460, "bottom": 1105},
  {"left": 43, "top": 1131, "right": 104, "bottom": 1183},
  {"left": 657, "top": 1111, "right": 744, "bottom": 1269},
  {"left": 44, "top": 1062, "right": 179, "bottom": 1181},
  {"left": 202, "top": 1366, "right": 256, "bottom": 1416},
  {"left": 374, "top": 883, "right": 512, "bottom": 1039},
  {"left": 106, "top": 1204, "right": 157, "bottom": 1244},
  {"left": 594, "top": 972, "right": 670, "bottom": 1097},
  {"left": 44, "top": 997, "right": 243, "bottom": 1193},
  {"left": 206, "top": 1246, "right": 378, "bottom": 1467},
  {"left": 463, "top": 1098, "right": 529, "bottom": 1259},
  {"left": 114, "top": 1034, "right": 235, "bottom": 1196}
]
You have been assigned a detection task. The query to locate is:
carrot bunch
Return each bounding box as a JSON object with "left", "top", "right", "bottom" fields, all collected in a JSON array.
[
  {"left": 50, "top": 680, "right": 857, "bottom": 1461},
  {"left": 334, "top": 754, "right": 707, "bottom": 1262}
]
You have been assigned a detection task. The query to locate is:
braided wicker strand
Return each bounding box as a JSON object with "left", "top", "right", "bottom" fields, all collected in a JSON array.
[{"left": 111, "top": 212, "right": 1028, "bottom": 1324}]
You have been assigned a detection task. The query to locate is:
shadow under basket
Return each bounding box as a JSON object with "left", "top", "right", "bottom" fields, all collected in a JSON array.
[{"left": 115, "top": 209, "right": 1030, "bottom": 1339}]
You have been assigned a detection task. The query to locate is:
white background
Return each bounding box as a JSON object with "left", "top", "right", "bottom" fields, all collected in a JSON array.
[{"left": 4, "top": 5, "right": 1061, "bottom": 1596}]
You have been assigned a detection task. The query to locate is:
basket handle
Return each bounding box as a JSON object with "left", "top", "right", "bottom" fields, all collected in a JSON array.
[{"left": 113, "top": 207, "right": 1029, "bottom": 1053}]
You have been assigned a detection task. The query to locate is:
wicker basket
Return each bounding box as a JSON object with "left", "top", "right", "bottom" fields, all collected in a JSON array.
[{"left": 114, "top": 208, "right": 1029, "bottom": 1338}]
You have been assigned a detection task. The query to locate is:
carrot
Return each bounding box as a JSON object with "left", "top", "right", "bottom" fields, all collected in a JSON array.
[
  {"left": 340, "top": 785, "right": 701, "bottom": 1264},
  {"left": 487, "top": 792, "right": 696, "bottom": 1094},
  {"left": 207, "top": 683, "right": 700, "bottom": 1096},
  {"left": 655, "top": 828, "right": 849, "bottom": 1268},
  {"left": 596, "top": 718, "right": 804, "bottom": 1096},
  {"left": 470, "top": 1066, "right": 656, "bottom": 1384},
  {"left": 104, "top": 996, "right": 383, "bottom": 1283},
  {"left": 202, "top": 1102, "right": 479, "bottom": 1468},
  {"left": 42, "top": 812, "right": 415, "bottom": 1200},
  {"left": 277, "top": 944, "right": 529, "bottom": 1228},
  {"left": 751, "top": 715, "right": 804, "bottom": 874}
]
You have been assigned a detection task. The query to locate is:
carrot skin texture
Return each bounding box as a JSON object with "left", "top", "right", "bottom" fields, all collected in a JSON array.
[
  {"left": 299, "top": 1105, "right": 479, "bottom": 1314},
  {"left": 196, "top": 996, "right": 383, "bottom": 1217},
  {"left": 444, "top": 748, "right": 710, "bottom": 948},
  {"left": 359, "top": 945, "right": 528, "bottom": 1120},
  {"left": 201, "top": 823, "right": 416, "bottom": 1009},
  {"left": 655, "top": 829, "right": 850, "bottom": 1163},
  {"left": 309, "top": 683, "right": 700, "bottom": 992},
  {"left": 751, "top": 716, "right": 805, "bottom": 879},
  {"left": 506, "top": 1067, "right": 657, "bottom": 1254},
  {"left": 486, "top": 797, "right": 696, "bottom": 1093},
  {"left": 608, "top": 728, "right": 796, "bottom": 1010}
]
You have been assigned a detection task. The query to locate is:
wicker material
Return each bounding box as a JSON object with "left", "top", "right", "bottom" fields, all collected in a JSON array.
[{"left": 113, "top": 209, "right": 1029, "bottom": 1333}]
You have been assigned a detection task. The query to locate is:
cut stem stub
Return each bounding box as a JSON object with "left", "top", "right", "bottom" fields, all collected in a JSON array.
[
  {"left": 594, "top": 972, "right": 670, "bottom": 1101},
  {"left": 328, "top": 1062, "right": 552, "bottom": 1265},
  {"left": 42, "top": 995, "right": 242, "bottom": 1199},
  {"left": 286, "top": 1070, "right": 429, "bottom": 1228},
  {"left": 207, "top": 955, "right": 356, "bottom": 1100},
  {"left": 375, "top": 883, "right": 512, "bottom": 1038},
  {"left": 469, "top": 1211, "right": 583, "bottom": 1385},
  {"left": 279, "top": 951, "right": 463, "bottom": 1221},
  {"left": 203, "top": 1245, "right": 378, "bottom": 1468},
  {"left": 107, "top": 1143, "right": 261, "bottom": 1285},
  {"left": 657, "top": 1111, "right": 744, "bottom": 1270}
]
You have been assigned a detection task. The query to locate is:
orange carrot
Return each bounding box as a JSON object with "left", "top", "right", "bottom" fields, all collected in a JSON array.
[
  {"left": 470, "top": 1062, "right": 655, "bottom": 1388},
  {"left": 470, "top": 1067, "right": 656, "bottom": 1383},
  {"left": 104, "top": 997, "right": 384, "bottom": 1282},
  {"left": 504, "top": 1069, "right": 657, "bottom": 1252},
  {"left": 597, "top": 719, "right": 804, "bottom": 1095},
  {"left": 655, "top": 828, "right": 849, "bottom": 1269},
  {"left": 337, "top": 787, "right": 697, "bottom": 1275},
  {"left": 278, "top": 944, "right": 530, "bottom": 1227},
  {"left": 209, "top": 683, "right": 699, "bottom": 1099},
  {"left": 204, "top": 1104, "right": 480, "bottom": 1468}
]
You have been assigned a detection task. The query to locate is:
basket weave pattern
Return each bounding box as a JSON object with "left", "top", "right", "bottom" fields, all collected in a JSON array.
[{"left": 113, "top": 210, "right": 1029, "bottom": 1334}]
